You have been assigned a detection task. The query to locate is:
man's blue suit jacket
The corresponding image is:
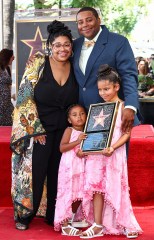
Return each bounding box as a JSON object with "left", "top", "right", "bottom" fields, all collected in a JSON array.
[{"left": 73, "top": 25, "right": 140, "bottom": 123}]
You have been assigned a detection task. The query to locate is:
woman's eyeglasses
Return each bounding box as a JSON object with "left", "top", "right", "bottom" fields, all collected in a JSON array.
[{"left": 52, "top": 42, "right": 72, "bottom": 50}]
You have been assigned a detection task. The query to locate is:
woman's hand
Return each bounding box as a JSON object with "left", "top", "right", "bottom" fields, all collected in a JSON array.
[
  {"left": 102, "top": 146, "right": 114, "bottom": 157},
  {"left": 34, "top": 135, "right": 46, "bottom": 145}
]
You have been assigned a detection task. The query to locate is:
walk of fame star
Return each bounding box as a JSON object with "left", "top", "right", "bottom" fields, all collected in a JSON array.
[
  {"left": 21, "top": 26, "right": 46, "bottom": 57},
  {"left": 93, "top": 109, "right": 110, "bottom": 128}
]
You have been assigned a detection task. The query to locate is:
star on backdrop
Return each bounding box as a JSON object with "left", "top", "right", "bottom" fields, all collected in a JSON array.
[
  {"left": 93, "top": 109, "right": 110, "bottom": 128},
  {"left": 21, "top": 26, "right": 46, "bottom": 57}
]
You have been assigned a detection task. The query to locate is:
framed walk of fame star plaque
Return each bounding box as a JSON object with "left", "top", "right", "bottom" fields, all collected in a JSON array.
[{"left": 80, "top": 101, "right": 120, "bottom": 153}]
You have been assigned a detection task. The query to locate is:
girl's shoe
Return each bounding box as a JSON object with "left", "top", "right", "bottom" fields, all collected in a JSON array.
[
  {"left": 124, "top": 229, "right": 138, "bottom": 239},
  {"left": 68, "top": 213, "right": 89, "bottom": 228},
  {"left": 80, "top": 222, "right": 104, "bottom": 239},
  {"left": 15, "top": 222, "right": 28, "bottom": 230},
  {"left": 126, "top": 231, "right": 138, "bottom": 239},
  {"left": 72, "top": 219, "right": 89, "bottom": 228},
  {"left": 61, "top": 224, "right": 82, "bottom": 236},
  {"left": 68, "top": 213, "right": 75, "bottom": 224}
]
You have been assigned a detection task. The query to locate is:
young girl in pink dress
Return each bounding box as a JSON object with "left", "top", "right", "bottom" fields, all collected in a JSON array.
[
  {"left": 80, "top": 64, "right": 143, "bottom": 239},
  {"left": 54, "top": 104, "right": 87, "bottom": 236}
]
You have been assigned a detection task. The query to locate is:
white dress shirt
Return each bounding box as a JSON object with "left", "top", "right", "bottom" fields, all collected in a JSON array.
[{"left": 79, "top": 28, "right": 102, "bottom": 74}]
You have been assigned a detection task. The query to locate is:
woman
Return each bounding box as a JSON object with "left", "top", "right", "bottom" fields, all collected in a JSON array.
[
  {"left": 0, "top": 49, "right": 14, "bottom": 125},
  {"left": 10, "top": 20, "right": 78, "bottom": 230},
  {"left": 137, "top": 58, "right": 153, "bottom": 96}
]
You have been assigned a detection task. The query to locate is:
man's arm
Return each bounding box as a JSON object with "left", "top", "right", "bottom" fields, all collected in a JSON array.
[{"left": 116, "top": 37, "right": 139, "bottom": 132}]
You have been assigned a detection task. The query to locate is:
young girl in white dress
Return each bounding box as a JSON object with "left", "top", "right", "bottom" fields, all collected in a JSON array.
[{"left": 54, "top": 104, "right": 87, "bottom": 236}]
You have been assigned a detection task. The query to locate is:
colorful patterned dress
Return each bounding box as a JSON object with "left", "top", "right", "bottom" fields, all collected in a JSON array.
[
  {"left": 0, "top": 68, "right": 14, "bottom": 125},
  {"left": 11, "top": 54, "right": 47, "bottom": 220},
  {"left": 54, "top": 127, "right": 85, "bottom": 231},
  {"left": 82, "top": 102, "right": 142, "bottom": 235}
]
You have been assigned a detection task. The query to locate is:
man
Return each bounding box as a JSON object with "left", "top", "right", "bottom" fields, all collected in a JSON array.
[{"left": 73, "top": 7, "right": 141, "bottom": 133}]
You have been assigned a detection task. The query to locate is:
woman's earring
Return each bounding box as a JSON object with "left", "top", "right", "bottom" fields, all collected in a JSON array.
[
  {"left": 48, "top": 48, "right": 52, "bottom": 56},
  {"left": 45, "top": 47, "right": 52, "bottom": 56}
]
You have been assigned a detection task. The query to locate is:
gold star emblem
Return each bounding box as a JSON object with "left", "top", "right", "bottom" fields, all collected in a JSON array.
[
  {"left": 21, "top": 26, "right": 47, "bottom": 57},
  {"left": 93, "top": 109, "right": 110, "bottom": 128}
]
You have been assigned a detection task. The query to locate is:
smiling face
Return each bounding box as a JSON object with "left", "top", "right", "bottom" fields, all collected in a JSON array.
[
  {"left": 97, "top": 80, "right": 120, "bottom": 102},
  {"left": 50, "top": 36, "right": 72, "bottom": 62},
  {"left": 68, "top": 105, "right": 87, "bottom": 130},
  {"left": 76, "top": 11, "right": 101, "bottom": 40}
]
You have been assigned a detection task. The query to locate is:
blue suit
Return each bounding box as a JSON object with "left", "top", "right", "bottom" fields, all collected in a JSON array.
[{"left": 73, "top": 25, "right": 140, "bottom": 124}]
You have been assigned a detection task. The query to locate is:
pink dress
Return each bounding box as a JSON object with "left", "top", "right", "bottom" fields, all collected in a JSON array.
[
  {"left": 82, "top": 102, "right": 142, "bottom": 235},
  {"left": 54, "top": 127, "right": 85, "bottom": 231}
]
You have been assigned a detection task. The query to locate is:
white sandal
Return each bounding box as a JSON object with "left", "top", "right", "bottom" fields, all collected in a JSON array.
[
  {"left": 68, "top": 213, "right": 89, "bottom": 228},
  {"left": 80, "top": 222, "right": 104, "bottom": 239},
  {"left": 68, "top": 213, "right": 75, "bottom": 224},
  {"left": 72, "top": 219, "right": 89, "bottom": 228},
  {"left": 124, "top": 229, "right": 138, "bottom": 239},
  {"left": 61, "top": 224, "right": 82, "bottom": 236}
]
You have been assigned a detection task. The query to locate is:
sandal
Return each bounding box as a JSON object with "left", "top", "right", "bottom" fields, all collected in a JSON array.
[
  {"left": 124, "top": 229, "right": 138, "bottom": 239},
  {"left": 72, "top": 219, "right": 89, "bottom": 228},
  {"left": 80, "top": 222, "right": 104, "bottom": 239},
  {"left": 126, "top": 231, "right": 138, "bottom": 239},
  {"left": 15, "top": 222, "right": 28, "bottom": 230},
  {"left": 62, "top": 224, "right": 82, "bottom": 236},
  {"left": 68, "top": 213, "right": 89, "bottom": 228},
  {"left": 68, "top": 213, "right": 75, "bottom": 224}
]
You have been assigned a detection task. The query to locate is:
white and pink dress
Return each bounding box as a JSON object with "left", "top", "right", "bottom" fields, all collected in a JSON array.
[
  {"left": 82, "top": 102, "right": 142, "bottom": 235},
  {"left": 54, "top": 127, "right": 85, "bottom": 231}
]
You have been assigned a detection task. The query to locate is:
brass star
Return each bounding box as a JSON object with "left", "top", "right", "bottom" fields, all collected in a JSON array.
[{"left": 93, "top": 109, "right": 110, "bottom": 128}]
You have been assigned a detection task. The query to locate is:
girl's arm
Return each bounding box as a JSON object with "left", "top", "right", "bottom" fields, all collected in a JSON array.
[
  {"left": 113, "top": 102, "right": 131, "bottom": 150},
  {"left": 112, "top": 132, "right": 130, "bottom": 150},
  {"left": 102, "top": 132, "right": 130, "bottom": 156},
  {"left": 60, "top": 128, "right": 87, "bottom": 153}
]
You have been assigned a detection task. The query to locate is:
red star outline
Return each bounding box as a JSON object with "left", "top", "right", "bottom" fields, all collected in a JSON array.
[{"left": 21, "top": 26, "right": 46, "bottom": 57}]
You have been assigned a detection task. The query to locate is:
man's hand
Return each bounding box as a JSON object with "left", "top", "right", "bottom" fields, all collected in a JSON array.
[{"left": 121, "top": 108, "right": 135, "bottom": 133}]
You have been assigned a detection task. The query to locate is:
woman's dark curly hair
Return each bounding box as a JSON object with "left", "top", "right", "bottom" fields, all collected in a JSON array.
[
  {"left": 0, "top": 49, "right": 13, "bottom": 70},
  {"left": 46, "top": 20, "right": 73, "bottom": 48}
]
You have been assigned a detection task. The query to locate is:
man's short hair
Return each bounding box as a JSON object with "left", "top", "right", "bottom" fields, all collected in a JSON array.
[{"left": 77, "top": 7, "right": 99, "bottom": 19}]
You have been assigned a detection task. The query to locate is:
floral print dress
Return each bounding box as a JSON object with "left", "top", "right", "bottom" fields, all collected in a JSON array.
[{"left": 11, "top": 54, "right": 47, "bottom": 221}]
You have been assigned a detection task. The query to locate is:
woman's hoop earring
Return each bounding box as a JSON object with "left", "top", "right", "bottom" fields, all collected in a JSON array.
[
  {"left": 48, "top": 48, "right": 52, "bottom": 56},
  {"left": 45, "top": 47, "right": 52, "bottom": 56}
]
